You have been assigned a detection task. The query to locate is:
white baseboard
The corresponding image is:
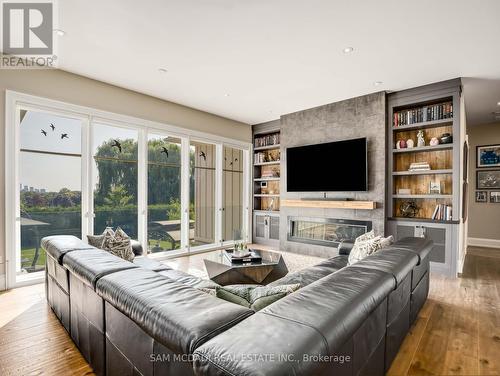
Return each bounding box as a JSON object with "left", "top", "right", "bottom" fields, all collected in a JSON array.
[
  {"left": 0, "top": 274, "right": 5, "bottom": 291},
  {"left": 467, "top": 237, "right": 500, "bottom": 249}
]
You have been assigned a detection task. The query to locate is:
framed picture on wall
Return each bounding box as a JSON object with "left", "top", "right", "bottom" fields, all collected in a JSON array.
[
  {"left": 490, "top": 191, "right": 500, "bottom": 203},
  {"left": 477, "top": 144, "right": 500, "bottom": 168},
  {"left": 476, "top": 169, "right": 500, "bottom": 189},
  {"left": 475, "top": 190, "right": 487, "bottom": 202}
]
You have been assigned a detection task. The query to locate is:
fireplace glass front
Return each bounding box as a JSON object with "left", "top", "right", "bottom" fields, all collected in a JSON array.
[{"left": 287, "top": 217, "right": 372, "bottom": 247}]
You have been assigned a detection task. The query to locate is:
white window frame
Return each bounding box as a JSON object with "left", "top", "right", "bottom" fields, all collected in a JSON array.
[{"left": 5, "top": 90, "right": 251, "bottom": 288}]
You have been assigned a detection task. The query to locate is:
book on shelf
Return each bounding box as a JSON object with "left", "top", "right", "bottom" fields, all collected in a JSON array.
[
  {"left": 254, "top": 133, "right": 280, "bottom": 148},
  {"left": 408, "top": 162, "right": 431, "bottom": 171},
  {"left": 431, "top": 204, "right": 452, "bottom": 221},
  {"left": 393, "top": 101, "right": 453, "bottom": 127}
]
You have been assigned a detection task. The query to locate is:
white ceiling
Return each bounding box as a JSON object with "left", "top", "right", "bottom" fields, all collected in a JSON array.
[
  {"left": 56, "top": 0, "right": 500, "bottom": 125},
  {"left": 463, "top": 78, "right": 500, "bottom": 126}
]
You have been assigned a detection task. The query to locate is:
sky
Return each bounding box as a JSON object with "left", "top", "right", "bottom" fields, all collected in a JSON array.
[{"left": 19, "top": 111, "right": 138, "bottom": 192}]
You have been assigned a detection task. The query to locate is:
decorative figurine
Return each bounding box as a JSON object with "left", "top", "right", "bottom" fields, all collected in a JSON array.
[
  {"left": 406, "top": 138, "right": 415, "bottom": 148},
  {"left": 430, "top": 137, "right": 439, "bottom": 146},
  {"left": 399, "top": 201, "right": 419, "bottom": 218},
  {"left": 417, "top": 130, "right": 425, "bottom": 147}
]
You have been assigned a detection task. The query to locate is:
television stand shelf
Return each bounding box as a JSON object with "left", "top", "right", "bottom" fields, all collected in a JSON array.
[{"left": 281, "top": 199, "right": 376, "bottom": 210}]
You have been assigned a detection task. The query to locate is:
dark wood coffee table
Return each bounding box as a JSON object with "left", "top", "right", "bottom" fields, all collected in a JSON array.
[{"left": 203, "top": 249, "right": 288, "bottom": 286}]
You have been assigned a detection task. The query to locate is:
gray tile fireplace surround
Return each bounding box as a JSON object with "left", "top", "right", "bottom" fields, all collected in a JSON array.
[{"left": 278, "top": 92, "right": 386, "bottom": 258}]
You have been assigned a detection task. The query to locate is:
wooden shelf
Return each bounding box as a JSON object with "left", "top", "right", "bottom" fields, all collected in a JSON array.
[
  {"left": 392, "top": 194, "right": 452, "bottom": 199},
  {"left": 253, "top": 210, "right": 280, "bottom": 216},
  {"left": 392, "top": 169, "right": 453, "bottom": 176},
  {"left": 254, "top": 144, "right": 280, "bottom": 151},
  {"left": 254, "top": 194, "right": 280, "bottom": 197},
  {"left": 254, "top": 161, "right": 280, "bottom": 166},
  {"left": 282, "top": 199, "right": 376, "bottom": 210},
  {"left": 392, "top": 118, "right": 453, "bottom": 131},
  {"left": 393, "top": 144, "right": 453, "bottom": 153},
  {"left": 387, "top": 217, "right": 459, "bottom": 224},
  {"left": 254, "top": 177, "right": 280, "bottom": 181}
]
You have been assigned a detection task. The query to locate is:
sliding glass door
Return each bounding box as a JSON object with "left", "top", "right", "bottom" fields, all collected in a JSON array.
[
  {"left": 222, "top": 146, "right": 244, "bottom": 242},
  {"left": 17, "top": 109, "right": 84, "bottom": 282},
  {"left": 147, "top": 134, "right": 182, "bottom": 253},
  {"left": 189, "top": 140, "right": 216, "bottom": 247},
  {"left": 92, "top": 123, "right": 138, "bottom": 238}
]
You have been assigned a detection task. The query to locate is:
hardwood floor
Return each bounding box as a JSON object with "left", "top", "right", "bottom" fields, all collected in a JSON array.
[
  {"left": 0, "top": 283, "right": 93, "bottom": 375},
  {"left": 0, "top": 246, "right": 499, "bottom": 376},
  {"left": 388, "top": 247, "right": 500, "bottom": 376}
]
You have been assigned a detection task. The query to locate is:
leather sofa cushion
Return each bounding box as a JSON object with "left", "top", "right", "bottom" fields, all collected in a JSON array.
[
  {"left": 41, "top": 235, "right": 94, "bottom": 264},
  {"left": 194, "top": 266, "right": 394, "bottom": 376},
  {"left": 133, "top": 257, "right": 171, "bottom": 272},
  {"left": 387, "top": 237, "right": 433, "bottom": 264},
  {"left": 263, "top": 266, "right": 394, "bottom": 353},
  {"left": 350, "top": 248, "right": 418, "bottom": 287},
  {"left": 158, "top": 269, "right": 219, "bottom": 289},
  {"left": 63, "top": 248, "right": 138, "bottom": 289},
  {"left": 95, "top": 268, "right": 254, "bottom": 355},
  {"left": 267, "top": 255, "right": 348, "bottom": 287},
  {"left": 194, "top": 311, "right": 329, "bottom": 376}
]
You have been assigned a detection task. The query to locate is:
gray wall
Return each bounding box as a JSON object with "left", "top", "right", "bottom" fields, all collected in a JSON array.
[
  {"left": 0, "top": 69, "right": 251, "bottom": 284},
  {"left": 279, "top": 92, "right": 387, "bottom": 258},
  {"left": 467, "top": 122, "right": 500, "bottom": 241}
]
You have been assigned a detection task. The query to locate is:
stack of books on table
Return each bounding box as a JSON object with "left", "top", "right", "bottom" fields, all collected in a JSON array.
[
  {"left": 408, "top": 162, "right": 431, "bottom": 172},
  {"left": 432, "top": 204, "right": 452, "bottom": 221}
]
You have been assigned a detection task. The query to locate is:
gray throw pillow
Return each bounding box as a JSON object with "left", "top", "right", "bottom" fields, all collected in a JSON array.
[
  {"left": 101, "top": 227, "right": 135, "bottom": 262},
  {"left": 87, "top": 234, "right": 105, "bottom": 248},
  {"left": 215, "top": 284, "right": 300, "bottom": 311}
]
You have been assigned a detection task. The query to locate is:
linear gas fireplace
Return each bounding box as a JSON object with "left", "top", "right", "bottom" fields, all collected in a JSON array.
[{"left": 287, "top": 217, "right": 372, "bottom": 248}]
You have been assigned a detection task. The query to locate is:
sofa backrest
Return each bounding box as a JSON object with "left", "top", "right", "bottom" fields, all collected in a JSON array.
[
  {"left": 95, "top": 268, "right": 254, "bottom": 355},
  {"left": 41, "top": 235, "right": 95, "bottom": 264},
  {"left": 193, "top": 265, "right": 395, "bottom": 375},
  {"left": 350, "top": 248, "right": 418, "bottom": 287},
  {"left": 63, "top": 248, "right": 138, "bottom": 289}
]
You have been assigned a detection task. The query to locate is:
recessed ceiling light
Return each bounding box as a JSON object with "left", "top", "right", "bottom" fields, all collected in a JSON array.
[
  {"left": 374, "top": 81, "right": 383, "bottom": 86},
  {"left": 342, "top": 47, "right": 354, "bottom": 54},
  {"left": 224, "top": 93, "right": 230, "bottom": 97},
  {"left": 54, "top": 29, "right": 66, "bottom": 37},
  {"left": 158, "top": 68, "right": 168, "bottom": 73}
]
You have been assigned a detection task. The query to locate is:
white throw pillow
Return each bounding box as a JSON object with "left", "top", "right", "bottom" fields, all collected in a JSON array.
[
  {"left": 101, "top": 227, "right": 135, "bottom": 262},
  {"left": 348, "top": 233, "right": 382, "bottom": 265},
  {"left": 380, "top": 235, "right": 394, "bottom": 248}
]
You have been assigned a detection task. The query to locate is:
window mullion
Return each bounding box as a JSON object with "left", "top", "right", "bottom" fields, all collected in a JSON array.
[
  {"left": 138, "top": 128, "right": 147, "bottom": 253},
  {"left": 180, "top": 137, "right": 190, "bottom": 251}
]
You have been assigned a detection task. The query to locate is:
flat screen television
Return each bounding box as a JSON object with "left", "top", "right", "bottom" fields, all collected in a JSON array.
[{"left": 286, "top": 138, "right": 367, "bottom": 192}]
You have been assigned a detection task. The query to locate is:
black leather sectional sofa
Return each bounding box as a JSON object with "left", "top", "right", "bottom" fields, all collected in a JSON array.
[{"left": 42, "top": 235, "right": 432, "bottom": 376}]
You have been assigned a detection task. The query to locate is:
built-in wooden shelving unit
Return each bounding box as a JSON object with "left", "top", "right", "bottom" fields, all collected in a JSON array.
[
  {"left": 388, "top": 80, "right": 461, "bottom": 223},
  {"left": 253, "top": 130, "right": 281, "bottom": 213}
]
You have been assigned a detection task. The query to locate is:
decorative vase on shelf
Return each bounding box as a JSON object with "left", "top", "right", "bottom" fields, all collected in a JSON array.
[
  {"left": 396, "top": 139, "right": 407, "bottom": 149},
  {"left": 417, "top": 130, "right": 425, "bottom": 147},
  {"left": 430, "top": 137, "right": 439, "bottom": 146},
  {"left": 440, "top": 133, "right": 453, "bottom": 144},
  {"left": 406, "top": 139, "right": 414, "bottom": 148}
]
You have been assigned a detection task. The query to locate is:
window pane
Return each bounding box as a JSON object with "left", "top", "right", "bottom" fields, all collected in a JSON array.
[
  {"left": 222, "top": 146, "right": 244, "bottom": 241},
  {"left": 92, "top": 123, "right": 138, "bottom": 238},
  {"left": 19, "top": 110, "right": 82, "bottom": 275},
  {"left": 147, "top": 134, "right": 182, "bottom": 253},
  {"left": 190, "top": 141, "right": 216, "bottom": 246}
]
